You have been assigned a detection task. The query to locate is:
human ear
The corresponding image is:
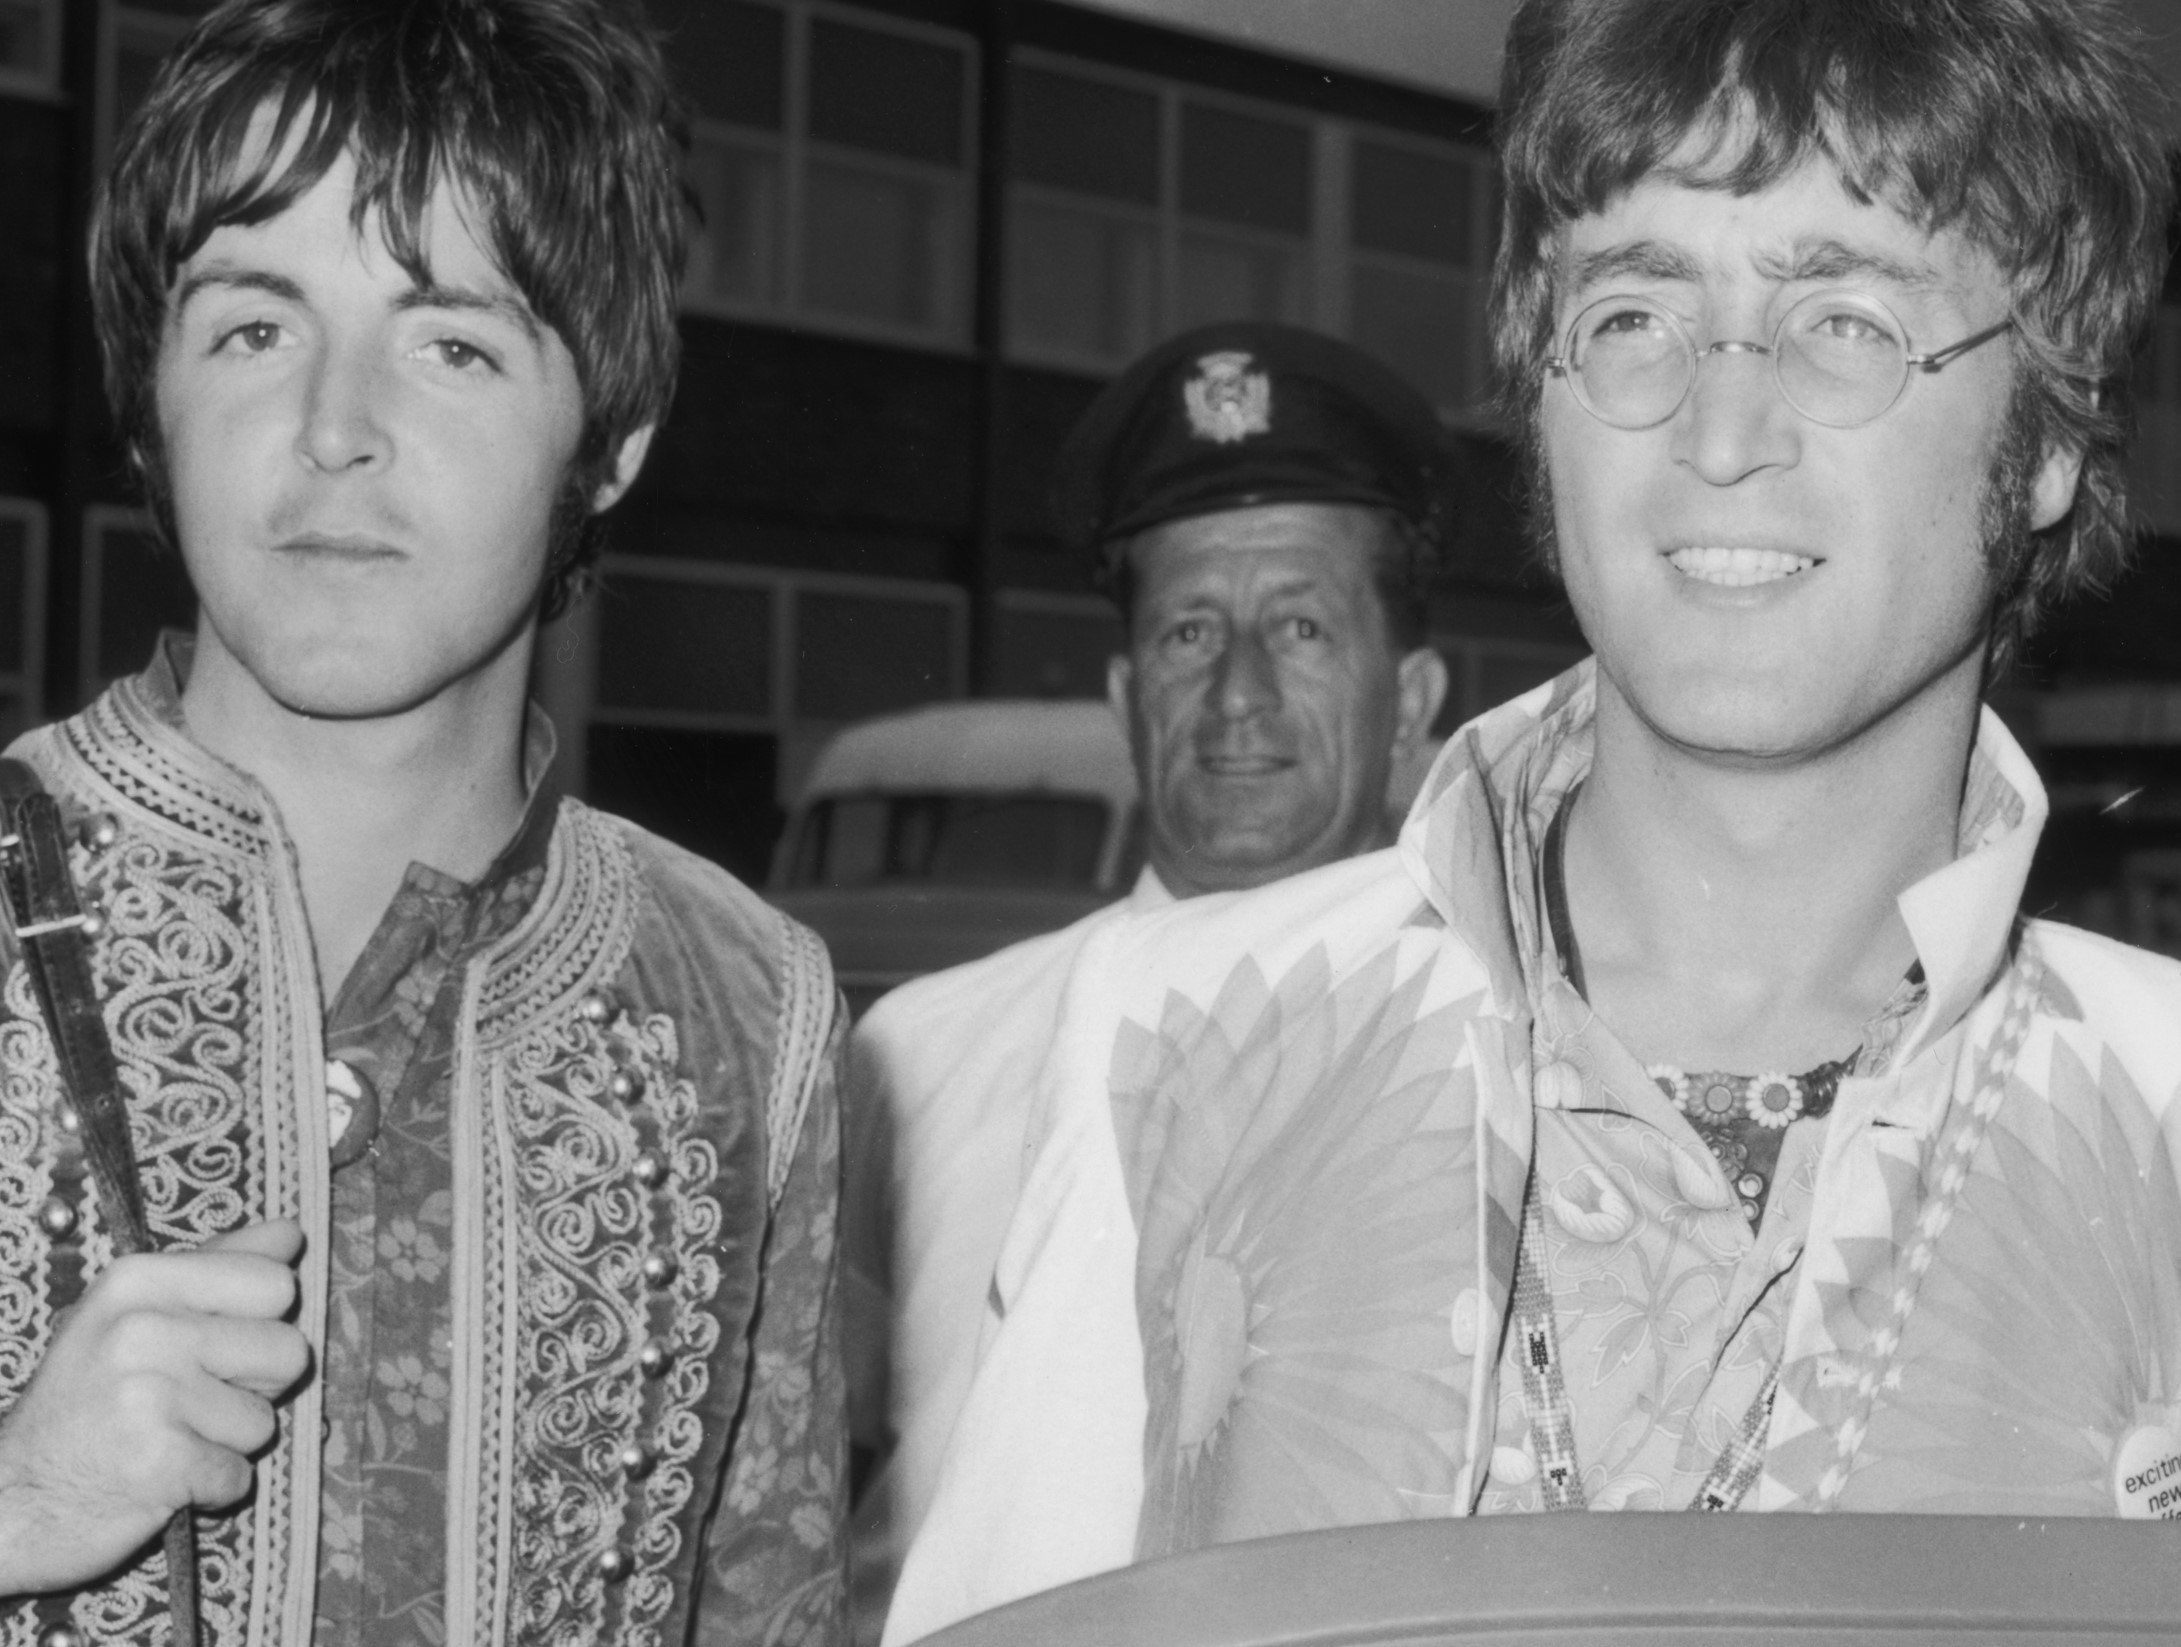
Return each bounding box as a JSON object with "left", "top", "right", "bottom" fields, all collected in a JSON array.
[
  {"left": 590, "top": 424, "right": 657, "bottom": 512},
  {"left": 1105, "top": 653, "right": 1136, "bottom": 743},
  {"left": 1393, "top": 645, "right": 1450, "bottom": 750},
  {"left": 2028, "top": 439, "right": 2084, "bottom": 533}
]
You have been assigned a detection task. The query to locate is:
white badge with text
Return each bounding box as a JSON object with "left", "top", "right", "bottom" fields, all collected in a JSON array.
[{"left": 2112, "top": 1423, "right": 2181, "bottom": 1519}]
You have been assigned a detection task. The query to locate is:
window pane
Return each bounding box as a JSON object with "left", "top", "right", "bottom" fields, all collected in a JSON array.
[
  {"left": 0, "top": 2, "right": 49, "bottom": 77},
  {"left": 1348, "top": 261, "right": 1478, "bottom": 410},
  {"left": 1176, "top": 230, "right": 1304, "bottom": 331},
  {"left": 1478, "top": 647, "right": 1580, "bottom": 712},
  {"left": 656, "top": 0, "right": 784, "bottom": 130},
  {"left": 114, "top": 18, "right": 189, "bottom": 133},
  {"left": 0, "top": 514, "right": 24, "bottom": 675},
  {"left": 596, "top": 576, "right": 773, "bottom": 717},
  {"left": 1180, "top": 101, "right": 1310, "bottom": 234},
  {"left": 1012, "top": 64, "right": 1158, "bottom": 204},
  {"left": 794, "top": 592, "right": 956, "bottom": 721},
  {"left": 808, "top": 18, "right": 964, "bottom": 166},
  {"left": 926, "top": 796, "right": 1107, "bottom": 886},
  {"left": 801, "top": 159, "right": 960, "bottom": 334},
  {"left": 1006, "top": 198, "right": 1157, "bottom": 364},
  {"left": 798, "top": 797, "right": 889, "bottom": 887},
  {"left": 686, "top": 133, "right": 781, "bottom": 306},
  {"left": 991, "top": 603, "right": 1126, "bottom": 698},
  {"left": 1353, "top": 138, "right": 1471, "bottom": 266},
  {"left": 92, "top": 519, "right": 193, "bottom": 685},
  {"left": 585, "top": 726, "right": 780, "bottom": 885},
  {"left": 799, "top": 795, "right": 1106, "bottom": 888}
]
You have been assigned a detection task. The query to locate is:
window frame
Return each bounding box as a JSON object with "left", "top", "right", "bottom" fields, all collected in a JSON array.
[
  {"left": 589, "top": 554, "right": 969, "bottom": 736},
  {"left": 1001, "top": 47, "right": 1497, "bottom": 419},
  {"left": 96, "top": 4, "right": 195, "bottom": 177},
  {"left": 1436, "top": 633, "right": 1587, "bottom": 727},
  {"left": 0, "top": 496, "right": 49, "bottom": 736},
  {"left": 1004, "top": 50, "right": 1322, "bottom": 377},
  {"left": 78, "top": 501, "right": 175, "bottom": 703},
  {"left": 679, "top": 0, "right": 981, "bottom": 355},
  {"left": 0, "top": 0, "right": 62, "bottom": 101}
]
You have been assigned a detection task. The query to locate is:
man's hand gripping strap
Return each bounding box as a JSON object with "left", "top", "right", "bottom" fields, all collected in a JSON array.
[{"left": 0, "top": 759, "right": 201, "bottom": 1647}]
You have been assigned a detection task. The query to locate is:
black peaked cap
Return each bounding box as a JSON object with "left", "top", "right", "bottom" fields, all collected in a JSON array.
[{"left": 1052, "top": 322, "right": 1456, "bottom": 555}]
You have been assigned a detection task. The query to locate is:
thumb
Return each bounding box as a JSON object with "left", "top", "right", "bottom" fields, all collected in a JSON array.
[{"left": 198, "top": 1218, "right": 305, "bottom": 1266}]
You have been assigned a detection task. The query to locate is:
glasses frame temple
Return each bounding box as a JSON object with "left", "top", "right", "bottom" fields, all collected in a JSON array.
[{"left": 1905, "top": 316, "right": 2015, "bottom": 374}]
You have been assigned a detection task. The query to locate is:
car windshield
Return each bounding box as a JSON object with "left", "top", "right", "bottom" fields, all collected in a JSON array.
[{"left": 786, "top": 792, "right": 1112, "bottom": 890}]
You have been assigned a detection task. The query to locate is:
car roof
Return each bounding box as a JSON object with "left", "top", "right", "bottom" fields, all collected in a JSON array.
[{"left": 798, "top": 700, "right": 1139, "bottom": 811}]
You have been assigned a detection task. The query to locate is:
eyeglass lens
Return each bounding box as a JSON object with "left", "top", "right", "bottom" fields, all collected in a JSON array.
[{"left": 1566, "top": 290, "right": 1913, "bottom": 429}]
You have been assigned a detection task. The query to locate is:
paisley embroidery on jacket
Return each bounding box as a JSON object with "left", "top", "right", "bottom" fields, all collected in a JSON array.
[
  {"left": 450, "top": 808, "right": 730, "bottom": 1646},
  {"left": 0, "top": 964, "right": 57, "bottom": 1399},
  {"left": 6, "top": 688, "right": 319, "bottom": 1647}
]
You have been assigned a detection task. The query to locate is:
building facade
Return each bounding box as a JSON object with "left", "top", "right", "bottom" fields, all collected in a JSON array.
[{"left": 1, "top": 0, "right": 2177, "bottom": 927}]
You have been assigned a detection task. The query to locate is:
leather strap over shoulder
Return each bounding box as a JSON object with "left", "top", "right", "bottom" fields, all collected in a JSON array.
[
  {"left": 0, "top": 758, "right": 151, "bottom": 1249},
  {"left": 762, "top": 911, "right": 837, "bottom": 1213},
  {"left": 0, "top": 757, "right": 203, "bottom": 1647}
]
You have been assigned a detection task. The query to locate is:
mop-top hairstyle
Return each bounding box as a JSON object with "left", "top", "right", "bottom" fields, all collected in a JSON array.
[
  {"left": 91, "top": 0, "right": 690, "bottom": 619},
  {"left": 1492, "top": 0, "right": 2173, "bottom": 655}
]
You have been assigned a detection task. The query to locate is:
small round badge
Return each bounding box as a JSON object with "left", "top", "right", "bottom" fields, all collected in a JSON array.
[{"left": 2111, "top": 1423, "right": 2181, "bottom": 1519}]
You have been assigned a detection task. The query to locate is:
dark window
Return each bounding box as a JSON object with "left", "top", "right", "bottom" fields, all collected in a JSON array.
[
  {"left": 790, "top": 793, "right": 1109, "bottom": 889},
  {"left": 0, "top": 3, "right": 50, "bottom": 77},
  {"left": 586, "top": 726, "right": 781, "bottom": 885},
  {"left": 991, "top": 605, "right": 1125, "bottom": 698},
  {"left": 1353, "top": 138, "right": 1471, "bottom": 266},
  {"left": 658, "top": 0, "right": 786, "bottom": 132},
  {"left": 1012, "top": 65, "right": 1159, "bottom": 204},
  {"left": 794, "top": 592, "right": 955, "bottom": 720},
  {"left": 1179, "top": 101, "right": 1310, "bottom": 234},
  {"left": 808, "top": 19, "right": 964, "bottom": 166},
  {"left": 90, "top": 519, "right": 194, "bottom": 687},
  {"left": 596, "top": 577, "right": 772, "bottom": 718},
  {"left": 801, "top": 160, "right": 947, "bottom": 328},
  {"left": 0, "top": 514, "right": 24, "bottom": 675},
  {"left": 1349, "top": 262, "right": 1470, "bottom": 409}
]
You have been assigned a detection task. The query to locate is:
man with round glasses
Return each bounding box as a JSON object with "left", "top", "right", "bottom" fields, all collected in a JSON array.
[
  {"left": 1551, "top": 289, "right": 2014, "bottom": 432},
  {"left": 884, "top": 0, "right": 2181, "bottom": 1636}
]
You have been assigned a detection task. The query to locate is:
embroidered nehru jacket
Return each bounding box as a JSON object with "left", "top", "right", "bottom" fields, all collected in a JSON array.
[{"left": 0, "top": 653, "right": 847, "bottom": 1646}]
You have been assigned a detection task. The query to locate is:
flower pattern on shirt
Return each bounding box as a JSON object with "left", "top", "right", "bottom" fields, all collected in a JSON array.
[
  {"left": 314, "top": 845, "right": 547, "bottom": 1647},
  {"left": 1116, "top": 941, "right": 1492, "bottom": 1555}
]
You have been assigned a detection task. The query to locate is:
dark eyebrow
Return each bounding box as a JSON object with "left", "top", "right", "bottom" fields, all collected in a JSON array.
[
  {"left": 173, "top": 267, "right": 305, "bottom": 312},
  {"left": 393, "top": 283, "right": 543, "bottom": 343},
  {"left": 1754, "top": 238, "right": 1941, "bottom": 291},
  {"left": 1566, "top": 239, "right": 1704, "bottom": 293}
]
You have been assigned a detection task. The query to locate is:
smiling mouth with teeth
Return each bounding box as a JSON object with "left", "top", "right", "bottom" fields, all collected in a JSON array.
[{"left": 1667, "top": 546, "right": 1819, "bottom": 587}]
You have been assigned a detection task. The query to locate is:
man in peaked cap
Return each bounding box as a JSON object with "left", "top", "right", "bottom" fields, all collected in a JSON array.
[{"left": 842, "top": 322, "right": 1453, "bottom": 1635}]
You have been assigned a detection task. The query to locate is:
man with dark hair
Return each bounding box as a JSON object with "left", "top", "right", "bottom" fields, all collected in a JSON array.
[
  {"left": 843, "top": 322, "right": 1450, "bottom": 1629},
  {"left": 885, "top": 0, "right": 2181, "bottom": 1638},
  {"left": 0, "top": 3, "right": 846, "bottom": 1642}
]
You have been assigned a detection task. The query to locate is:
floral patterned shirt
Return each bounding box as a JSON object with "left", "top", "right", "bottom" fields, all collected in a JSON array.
[
  {"left": 313, "top": 806, "right": 552, "bottom": 1644},
  {"left": 1479, "top": 763, "right": 2016, "bottom": 1515}
]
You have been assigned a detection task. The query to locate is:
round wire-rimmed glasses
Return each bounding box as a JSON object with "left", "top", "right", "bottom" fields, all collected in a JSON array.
[{"left": 1543, "top": 288, "right": 2015, "bottom": 430}]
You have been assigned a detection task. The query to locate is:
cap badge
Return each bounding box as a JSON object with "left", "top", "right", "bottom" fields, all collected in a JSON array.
[{"left": 1183, "top": 351, "right": 1272, "bottom": 445}]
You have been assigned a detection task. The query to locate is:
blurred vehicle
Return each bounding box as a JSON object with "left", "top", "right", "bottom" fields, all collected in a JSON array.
[
  {"left": 771, "top": 697, "right": 1448, "bottom": 1016},
  {"left": 769, "top": 700, "right": 1142, "bottom": 1015},
  {"left": 918, "top": 1513, "right": 2181, "bottom": 1645}
]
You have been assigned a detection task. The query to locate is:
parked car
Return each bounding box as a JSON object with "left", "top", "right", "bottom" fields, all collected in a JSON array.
[
  {"left": 771, "top": 697, "right": 1448, "bottom": 1015},
  {"left": 769, "top": 700, "right": 1142, "bottom": 1015}
]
